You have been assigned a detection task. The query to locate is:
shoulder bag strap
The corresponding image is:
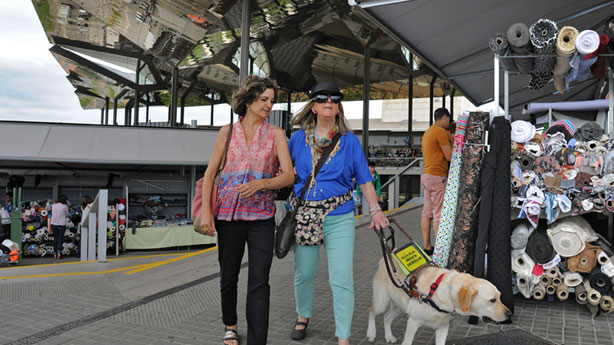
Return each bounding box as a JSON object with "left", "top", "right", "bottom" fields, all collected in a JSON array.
[
  {"left": 216, "top": 123, "right": 234, "bottom": 175},
  {"left": 295, "top": 133, "right": 342, "bottom": 205}
]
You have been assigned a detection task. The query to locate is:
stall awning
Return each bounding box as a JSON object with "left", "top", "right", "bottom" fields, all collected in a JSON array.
[
  {"left": 353, "top": 0, "right": 612, "bottom": 114},
  {"left": 0, "top": 122, "right": 217, "bottom": 166}
]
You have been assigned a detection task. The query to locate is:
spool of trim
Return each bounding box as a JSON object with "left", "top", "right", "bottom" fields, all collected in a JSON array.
[{"left": 119, "top": 224, "right": 126, "bottom": 231}]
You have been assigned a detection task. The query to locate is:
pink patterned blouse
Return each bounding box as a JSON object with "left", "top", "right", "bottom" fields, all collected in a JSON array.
[{"left": 215, "top": 120, "right": 279, "bottom": 221}]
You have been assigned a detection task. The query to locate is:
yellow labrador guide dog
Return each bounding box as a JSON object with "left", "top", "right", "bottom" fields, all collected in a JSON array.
[{"left": 367, "top": 222, "right": 511, "bottom": 345}]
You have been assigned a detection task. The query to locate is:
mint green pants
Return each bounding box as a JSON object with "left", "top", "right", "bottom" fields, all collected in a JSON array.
[{"left": 293, "top": 212, "right": 355, "bottom": 339}]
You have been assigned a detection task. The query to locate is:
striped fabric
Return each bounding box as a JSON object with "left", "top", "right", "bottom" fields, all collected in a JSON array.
[
  {"left": 432, "top": 114, "right": 469, "bottom": 268},
  {"left": 216, "top": 121, "right": 279, "bottom": 221}
]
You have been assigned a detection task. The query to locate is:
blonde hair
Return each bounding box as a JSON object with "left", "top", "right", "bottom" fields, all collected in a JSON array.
[
  {"left": 291, "top": 100, "right": 351, "bottom": 133},
  {"left": 231, "top": 75, "right": 279, "bottom": 116}
]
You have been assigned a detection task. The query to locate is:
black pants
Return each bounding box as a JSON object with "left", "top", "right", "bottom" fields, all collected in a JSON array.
[
  {"left": 51, "top": 225, "right": 66, "bottom": 255},
  {"left": 216, "top": 217, "right": 274, "bottom": 345}
]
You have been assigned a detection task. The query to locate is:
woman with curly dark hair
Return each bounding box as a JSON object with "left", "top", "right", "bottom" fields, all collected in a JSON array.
[{"left": 200, "top": 75, "right": 294, "bottom": 345}]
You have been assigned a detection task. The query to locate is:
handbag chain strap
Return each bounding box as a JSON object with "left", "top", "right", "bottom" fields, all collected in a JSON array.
[
  {"left": 295, "top": 133, "right": 342, "bottom": 209},
  {"left": 216, "top": 123, "right": 234, "bottom": 176}
]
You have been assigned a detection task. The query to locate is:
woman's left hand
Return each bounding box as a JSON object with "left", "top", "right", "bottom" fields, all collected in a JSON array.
[
  {"left": 368, "top": 210, "right": 390, "bottom": 231},
  {"left": 237, "top": 180, "right": 264, "bottom": 198}
]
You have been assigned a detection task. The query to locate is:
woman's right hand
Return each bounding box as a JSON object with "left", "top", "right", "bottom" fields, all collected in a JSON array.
[{"left": 200, "top": 213, "right": 216, "bottom": 237}]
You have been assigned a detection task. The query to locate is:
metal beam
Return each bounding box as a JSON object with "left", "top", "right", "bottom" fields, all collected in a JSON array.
[
  {"left": 429, "top": 75, "right": 436, "bottom": 126},
  {"left": 105, "top": 97, "right": 110, "bottom": 125},
  {"left": 146, "top": 93, "right": 150, "bottom": 123},
  {"left": 239, "top": 0, "right": 251, "bottom": 85},
  {"left": 450, "top": 88, "right": 455, "bottom": 118},
  {"left": 408, "top": 52, "right": 413, "bottom": 147},
  {"left": 362, "top": 43, "right": 371, "bottom": 158},
  {"left": 170, "top": 67, "right": 179, "bottom": 127},
  {"left": 113, "top": 89, "right": 128, "bottom": 126},
  {"left": 211, "top": 101, "right": 215, "bottom": 126},
  {"left": 100, "top": 108, "right": 104, "bottom": 125},
  {"left": 134, "top": 59, "right": 140, "bottom": 126},
  {"left": 181, "top": 81, "right": 196, "bottom": 127}
]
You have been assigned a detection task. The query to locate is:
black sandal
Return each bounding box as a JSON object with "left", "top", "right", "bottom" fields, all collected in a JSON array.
[
  {"left": 290, "top": 319, "right": 309, "bottom": 340},
  {"left": 223, "top": 327, "right": 239, "bottom": 345}
]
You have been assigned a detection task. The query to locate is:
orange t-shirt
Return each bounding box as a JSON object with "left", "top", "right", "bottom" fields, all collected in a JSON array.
[{"left": 421, "top": 125, "right": 450, "bottom": 176}]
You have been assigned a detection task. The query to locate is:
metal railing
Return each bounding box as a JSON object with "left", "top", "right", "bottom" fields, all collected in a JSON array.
[
  {"left": 80, "top": 189, "right": 108, "bottom": 262},
  {"left": 381, "top": 158, "right": 423, "bottom": 210}
]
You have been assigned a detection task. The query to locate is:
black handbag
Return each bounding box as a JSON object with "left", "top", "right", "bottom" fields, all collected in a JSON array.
[{"left": 275, "top": 133, "right": 341, "bottom": 259}]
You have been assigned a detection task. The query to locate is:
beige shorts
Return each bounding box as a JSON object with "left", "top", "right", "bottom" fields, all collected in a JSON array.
[{"left": 421, "top": 173, "right": 447, "bottom": 222}]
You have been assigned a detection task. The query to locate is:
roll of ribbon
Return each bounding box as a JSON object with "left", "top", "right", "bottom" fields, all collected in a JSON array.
[
  {"left": 507, "top": 22, "right": 534, "bottom": 74},
  {"left": 568, "top": 243, "right": 600, "bottom": 273},
  {"left": 563, "top": 271, "right": 582, "bottom": 287},
  {"left": 525, "top": 228, "right": 556, "bottom": 264},
  {"left": 547, "top": 217, "right": 598, "bottom": 257},
  {"left": 119, "top": 224, "right": 126, "bottom": 231},
  {"left": 529, "top": 18, "right": 558, "bottom": 89},
  {"left": 512, "top": 249, "right": 535, "bottom": 276},
  {"left": 108, "top": 205, "right": 115, "bottom": 211},
  {"left": 511, "top": 223, "right": 530, "bottom": 249},
  {"left": 118, "top": 203, "right": 126, "bottom": 212},
  {"left": 575, "top": 281, "right": 588, "bottom": 304},
  {"left": 532, "top": 284, "right": 546, "bottom": 300},
  {"left": 519, "top": 152, "right": 535, "bottom": 170},
  {"left": 556, "top": 283, "right": 569, "bottom": 301},
  {"left": 600, "top": 295, "right": 614, "bottom": 313},
  {"left": 41, "top": 210, "right": 47, "bottom": 217},
  {"left": 589, "top": 267, "right": 612, "bottom": 293},
  {"left": 66, "top": 231, "right": 74, "bottom": 238},
  {"left": 119, "top": 214, "right": 126, "bottom": 220},
  {"left": 545, "top": 284, "right": 556, "bottom": 295},
  {"left": 489, "top": 33, "right": 518, "bottom": 72},
  {"left": 109, "top": 226, "right": 116, "bottom": 232}
]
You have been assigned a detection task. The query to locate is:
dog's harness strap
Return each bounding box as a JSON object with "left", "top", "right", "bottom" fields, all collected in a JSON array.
[{"left": 428, "top": 273, "right": 445, "bottom": 299}]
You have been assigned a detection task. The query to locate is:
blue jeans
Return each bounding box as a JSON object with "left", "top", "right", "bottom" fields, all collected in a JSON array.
[
  {"left": 294, "top": 212, "right": 355, "bottom": 339},
  {"left": 51, "top": 225, "right": 66, "bottom": 255}
]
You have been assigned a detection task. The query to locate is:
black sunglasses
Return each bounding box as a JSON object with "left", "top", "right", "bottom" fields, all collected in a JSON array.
[{"left": 312, "top": 94, "right": 342, "bottom": 104}]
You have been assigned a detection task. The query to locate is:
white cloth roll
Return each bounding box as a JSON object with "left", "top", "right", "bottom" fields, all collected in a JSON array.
[
  {"left": 512, "top": 249, "right": 536, "bottom": 276},
  {"left": 532, "top": 284, "right": 546, "bottom": 300},
  {"left": 575, "top": 30, "right": 600, "bottom": 55},
  {"left": 598, "top": 250, "right": 610, "bottom": 265},
  {"left": 511, "top": 223, "right": 530, "bottom": 249},
  {"left": 516, "top": 275, "right": 533, "bottom": 299},
  {"left": 118, "top": 203, "right": 126, "bottom": 211},
  {"left": 585, "top": 279, "right": 602, "bottom": 305},
  {"left": 540, "top": 275, "right": 552, "bottom": 286},
  {"left": 599, "top": 252, "right": 614, "bottom": 277},
  {"left": 119, "top": 214, "right": 126, "bottom": 220},
  {"left": 511, "top": 120, "right": 536, "bottom": 143},
  {"left": 119, "top": 224, "right": 126, "bottom": 231},
  {"left": 108, "top": 205, "right": 115, "bottom": 211},
  {"left": 41, "top": 210, "right": 48, "bottom": 217},
  {"left": 545, "top": 284, "right": 556, "bottom": 295},
  {"left": 547, "top": 217, "right": 598, "bottom": 257},
  {"left": 563, "top": 271, "right": 583, "bottom": 287},
  {"left": 107, "top": 221, "right": 114, "bottom": 228}
]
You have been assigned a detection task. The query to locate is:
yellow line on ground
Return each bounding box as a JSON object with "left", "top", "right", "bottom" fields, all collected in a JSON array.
[
  {"left": 124, "top": 247, "right": 217, "bottom": 275},
  {"left": 0, "top": 252, "right": 191, "bottom": 271},
  {"left": 0, "top": 263, "right": 152, "bottom": 280}
]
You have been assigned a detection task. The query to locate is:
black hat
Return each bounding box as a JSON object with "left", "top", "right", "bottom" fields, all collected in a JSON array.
[{"left": 310, "top": 81, "right": 343, "bottom": 98}]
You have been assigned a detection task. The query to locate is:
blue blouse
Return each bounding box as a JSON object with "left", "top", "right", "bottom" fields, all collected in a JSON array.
[{"left": 288, "top": 130, "right": 372, "bottom": 215}]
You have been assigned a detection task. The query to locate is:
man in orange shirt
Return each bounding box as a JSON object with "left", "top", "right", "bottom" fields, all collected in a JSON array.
[{"left": 421, "top": 108, "right": 452, "bottom": 255}]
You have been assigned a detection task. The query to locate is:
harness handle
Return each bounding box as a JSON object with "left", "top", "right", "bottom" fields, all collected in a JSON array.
[{"left": 375, "top": 223, "right": 408, "bottom": 291}]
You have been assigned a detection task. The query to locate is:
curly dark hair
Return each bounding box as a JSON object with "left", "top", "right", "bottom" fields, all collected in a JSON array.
[{"left": 231, "top": 75, "right": 279, "bottom": 116}]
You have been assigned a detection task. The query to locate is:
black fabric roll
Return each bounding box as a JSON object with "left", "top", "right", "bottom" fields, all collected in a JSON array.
[
  {"left": 519, "top": 152, "right": 535, "bottom": 170},
  {"left": 507, "top": 22, "right": 534, "bottom": 74},
  {"left": 529, "top": 19, "right": 558, "bottom": 89},
  {"left": 589, "top": 267, "right": 612, "bottom": 294},
  {"left": 525, "top": 227, "right": 555, "bottom": 264},
  {"left": 595, "top": 234, "right": 614, "bottom": 257},
  {"left": 448, "top": 112, "right": 490, "bottom": 273},
  {"left": 489, "top": 33, "right": 518, "bottom": 72},
  {"left": 473, "top": 117, "right": 514, "bottom": 313}
]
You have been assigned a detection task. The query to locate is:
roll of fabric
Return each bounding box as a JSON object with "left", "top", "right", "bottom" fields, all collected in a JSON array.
[
  {"left": 568, "top": 243, "right": 600, "bottom": 273},
  {"left": 552, "top": 276, "right": 562, "bottom": 287},
  {"left": 546, "top": 216, "right": 598, "bottom": 257},
  {"left": 598, "top": 251, "right": 614, "bottom": 277},
  {"left": 507, "top": 22, "right": 534, "bottom": 74},
  {"left": 529, "top": 19, "right": 558, "bottom": 89},
  {"left": 546, "top": 266, "right": 561, "bottom": 279},
  {"left": 556, "top": 283, "right": 569, "bottom": 301},
  {"left": 473, "top": 117, "right": 514, "bottom": 312},
  {"left": 589, "top": 267, "right": 612, "bottom": 293},
  {"left": 511, "top": 120, "right": 536, "bottom": 143},
  {"left": 489, "top": 33, "right": 518, "bottom": 72},
  {"left": 512, "top": 249, "right": 535, "bottom": 277},
  {"left": 568, "top": 30, "right": 600, "bottom": 83},
  {"left": 511, "top": 223, "right": 531, "bottom": 249},
  {"left": 516, "top": 274, "right": 533, "bottom": 299},
  {"left": 447, "top": 112, "right": 490, "bottom": 273},
  {"left": 563, "top": 271, "right": 583, "bottom": 287},
  {"left": 545, "top": 284, "right": 556, "bottom": 295},
  {"left": 525, "top": 228, "right": 555, "bottom": 264},
  {"left": 433, "top": 114, "right": 469, "bottom": 268},
  {"left": 119, "top": 224, "right": 126, "bottom": 231},
  {"left": 540, "top": 275, "right": 552, "bottom": 286},
  {"left": 600, "top": 295, "right": 614, "bottom": 313},
  {"left": 532, "top": 284, "right": 546, "bottom": 300},
  {"left": 519, "top": 152, "right": 535, "bottom": 170},
  {"left": 589, "top": 35, "right": 610, "bottom": 79},
  {"left": 575, "top": 282, "right": 588, "bottom": 304},
  {"left": 553, "top": 26, "right": 578, "bottom": 94},
  {"left": 585, "top": 278, "right": 602, "bottom": 306}
]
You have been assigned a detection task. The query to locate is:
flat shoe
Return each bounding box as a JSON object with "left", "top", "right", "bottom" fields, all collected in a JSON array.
[
  {"left": 224, "top": 327, "right": 239, "bottom": 345},
  {"left": 290, "top": 319, "right": 309, "bottom": 340}
]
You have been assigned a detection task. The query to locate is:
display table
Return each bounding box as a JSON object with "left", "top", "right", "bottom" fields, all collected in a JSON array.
[{"left": 124, "top": 225, "right": 216, "bottom": 250}]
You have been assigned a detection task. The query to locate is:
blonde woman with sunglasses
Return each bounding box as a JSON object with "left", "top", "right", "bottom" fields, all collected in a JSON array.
[{"left": 288, "top": 81, "right": 389, "bottom": 345}]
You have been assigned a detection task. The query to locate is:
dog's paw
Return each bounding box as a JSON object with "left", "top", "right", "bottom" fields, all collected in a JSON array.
[
  {"left": 366, "top": 327, "right": 376, "bottom": 342},
  {"left": 385, "top": 334, "right": 397, "bottom": 343}
]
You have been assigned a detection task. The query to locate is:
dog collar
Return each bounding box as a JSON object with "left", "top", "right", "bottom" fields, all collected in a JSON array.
[
  {"left": 404, "top": 271, "right": 453, "bottom": 314},
  {"left": 427, "top": 273, "right": 445, "bottom": 299}
]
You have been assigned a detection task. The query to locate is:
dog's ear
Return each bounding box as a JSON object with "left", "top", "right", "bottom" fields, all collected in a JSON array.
[{"left": 458, "top": 286, "right": 477, "bottom": 312}]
